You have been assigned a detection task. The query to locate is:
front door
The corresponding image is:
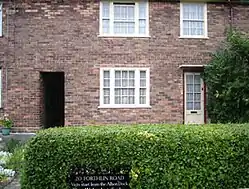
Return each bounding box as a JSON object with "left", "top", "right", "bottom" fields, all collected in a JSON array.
[{"left": 184, "top": 72, "right": 204, "bottom": 124}]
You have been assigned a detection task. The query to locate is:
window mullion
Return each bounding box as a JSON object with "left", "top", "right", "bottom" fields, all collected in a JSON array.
[
  {"left": 135, "top": 69, "right": 140, "bottom": 106},
  {"left": 110, "top": 69, "right": 115, "bottom": 105},
  {"left": 135, "top": 2, "right": 139, "bottom": 35},
  {"left": 110, "top": 2, "right": 114, "bottom": 35}
]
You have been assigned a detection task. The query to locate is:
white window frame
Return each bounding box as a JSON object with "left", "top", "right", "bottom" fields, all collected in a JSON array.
[
  {"left": 99, "top": 1, "right": 150, "bottom": 37},
  {"left": 0, "top": 3, "right": 2, "bottom": 37},
  {"left": 180, "top": 3, "right": 208, "bottom": 39},
  {"left": 99, "top": 68, "right": 151, "bottom": 108}
]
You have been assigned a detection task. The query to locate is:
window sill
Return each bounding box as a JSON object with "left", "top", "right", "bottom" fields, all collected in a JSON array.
[
  {"left": 98, "top": 34, "right": 151, "bottom": 38},
  {"left": 179, "top": 36, "right": 209, "bottom": 39},
  {"left": 98, "top": 105, "right": 152, "bottom": 109}
]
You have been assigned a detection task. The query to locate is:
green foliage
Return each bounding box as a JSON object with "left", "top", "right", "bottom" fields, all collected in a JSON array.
[
  {"left": 21, "top": 124, "right": 249, "bottom": 189},
  {"left": 203, "top": 30, "right": 249, "bottom": 123},
  {"left": 3, "top": 139, "right": 22, "bottom": 153},
  {"left": 6, "top": 146, "right": 25, "bottom": 171}
]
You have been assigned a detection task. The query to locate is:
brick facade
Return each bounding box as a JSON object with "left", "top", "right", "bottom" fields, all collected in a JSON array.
[{"left": 0, "top": 1, "right": 248, "bottom": 132}]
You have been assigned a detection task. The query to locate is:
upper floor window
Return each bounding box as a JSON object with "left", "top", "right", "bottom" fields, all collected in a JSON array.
[
  {"left": 99, "top": 1, "right": 149, "bottom": 37},
  {"left": 180, "top": 3, "right": 207, "bottom": 38},
  {"left": 0, "top": 3, "right": 2, "bottom": 37},
  {"left": 99, "top": 68, "right": 150, "bottom": 108}
]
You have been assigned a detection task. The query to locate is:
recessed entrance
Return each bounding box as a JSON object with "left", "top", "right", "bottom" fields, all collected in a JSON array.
[{"left": 40, "top": 72, "right": 65, "bottom": 128}]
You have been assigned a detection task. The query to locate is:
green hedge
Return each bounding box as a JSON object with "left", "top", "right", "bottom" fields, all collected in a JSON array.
[{"left": 21, "top": 124, "right": 249, "bottom": 188}]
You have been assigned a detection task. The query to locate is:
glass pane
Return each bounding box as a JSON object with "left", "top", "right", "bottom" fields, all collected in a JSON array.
[
  {"left": 140, "top": 88, "right": 146, "bottom": 96},
  {"left": 122, "top": 89, "right": 128, "bottom": 95},
  {"left": 129, "top": 79, "right": 135, "bottom": 87},
  {"left": 194, "top": 102, "right": 201, "bottom": 110},
  {"left": 187, "top": 84, "right": 193, "bottom": 93},
  {"left": 186, "top": 93, "right": 193, "bottom": 101},
  {"left": 140, "top": 96, "right": 146, "bottom": 104},
  {"left": 139, "top": 2, "right": 146, "bottom": 18},
  {"left": 139, "top": 19, "right": 146, "bottom": 34},
  {"left": 128, "top": 88, "right": 135, "bottom": 95},
  {"left": 140, "top": 79, "right": 146, "bottom": 87},
  {"left": 115, "top": 89, "right": 121, "bottom": 96},
  {"left": 115, "top": 96, "right": 121, "bottom": 104},
  {"left": 122, "top": 96, "right": 128, "bottom": 104},
  {"left": 104, "top": 89, "right": 110, "bottom": 96},
  {"left": 183, "top": 21, "right": 204, "bottom": 36},
  {"left": 183, "top": 4, "right": 204, "bottom": 20},
  {"left": 194, "top": 93, "right": 201, "bottom": 101},
  {"left": 115, "top": 79, "right": 121, "bottom": 87},
  {"left": 122, "top": 71, "right": 128, "bottom": 78},
  {"left": 140, "top": 71, "right": 146, "bottom": 78},
  {"left": 102, "top": 2, "right": 110, "bottom": 18},
  {"left": 187, "top": 102, "right": 193, "bottom": 110},
  {"left": 186, "top": 75, "right": 193, "bottom": 84},
  {"left": 104, "top": 79, "right": 110, "bottom": 87},
  {"left": 194, "top": 84, "right": 201, "bottom": 93},
  {"left": 114, "top": 5, "right": 135, "bottom": 20},
  {"left": 103, "top": 71, "right": 110, "bottom": 78},
  {"left": 129, "top": 71, "right": 135, "bottom": 78},
  {"left": 128, "top": 22, "right": 135, "bottom": 34},
  {"left": 122, "top": 79, "right": 128, "bottom": 87},
  {"left": 102, "top": 19, "right": 110, "bottom": 34},
  {"left": 194, "top": 75, "right": 201, "bottom": 84},
  {"left": 104, "top": 96, "right": 110, "bottom": 104},
  {"left": 115, "top": 71, "right": 121, "bottom": 78},
  {"left": 128, "top": 96, "right": 135, "bottom": 104}
]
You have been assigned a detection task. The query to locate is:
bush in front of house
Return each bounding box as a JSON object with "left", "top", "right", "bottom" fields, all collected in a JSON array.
[
  {"left": 21, "top": 124, "right": 249, "bottom": 189},
  {"left": 203, "top": 29, "right": 249, "bottom": 123}
]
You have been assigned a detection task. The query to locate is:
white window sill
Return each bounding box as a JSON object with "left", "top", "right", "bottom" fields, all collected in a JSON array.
[
  {"left": 98, "top": 34, "right": 151, "bottom": 38},
  {"left": 179, "top": 36, "right": 209, "bottom": 39},
  {"left": 98, "top": 105, "right": 152, "bottom": 109}
]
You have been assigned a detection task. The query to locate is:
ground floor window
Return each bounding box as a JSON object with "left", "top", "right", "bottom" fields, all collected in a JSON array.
[{"left": 99, "top": 68, "right": 150, "bottom": 108}]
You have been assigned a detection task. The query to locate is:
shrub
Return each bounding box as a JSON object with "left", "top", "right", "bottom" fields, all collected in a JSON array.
[
  {"left": 203, "top": 29, "right": 249, "bottom": 123},
  {"left": 21, "top": 124, "right": 249, "bottom": 189},
  {"left": 3, "top": 139, "right": 22, "bottom": 153},
  {"left": 6, "top": 146, "right": 25, "bottom": 171}
]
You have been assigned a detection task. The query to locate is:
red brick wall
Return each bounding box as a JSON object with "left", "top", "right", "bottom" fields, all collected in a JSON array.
[{"left": 0, "top": 1, "right": 248, "bottom": 132}]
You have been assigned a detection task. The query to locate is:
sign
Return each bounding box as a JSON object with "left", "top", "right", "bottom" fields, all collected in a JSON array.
[{"left": 68, "top": 167, "right": 130, "bottom": 189}]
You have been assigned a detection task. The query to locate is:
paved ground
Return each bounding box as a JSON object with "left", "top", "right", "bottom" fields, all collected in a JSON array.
[{"left": 3, "top": 177, "right": 20, "bottom": 189}]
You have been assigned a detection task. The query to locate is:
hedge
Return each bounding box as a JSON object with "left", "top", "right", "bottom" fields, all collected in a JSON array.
[{"left": 21, "top": 124, "right": 249, "bottom": 188}]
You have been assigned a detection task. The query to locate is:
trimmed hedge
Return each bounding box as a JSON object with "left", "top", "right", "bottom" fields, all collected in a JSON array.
[{"left": 21, "top": 124, "right": 249, "bottom": 188}]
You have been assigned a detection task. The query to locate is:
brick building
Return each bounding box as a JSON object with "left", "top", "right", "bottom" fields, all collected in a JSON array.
[{"left": 0, "top": 0, "right": 248, "bottom": 132}]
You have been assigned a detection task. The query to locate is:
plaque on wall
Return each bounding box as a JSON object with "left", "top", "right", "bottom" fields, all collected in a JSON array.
[{"left": 67, "top": 167, "right": 131, "bottom": 189}]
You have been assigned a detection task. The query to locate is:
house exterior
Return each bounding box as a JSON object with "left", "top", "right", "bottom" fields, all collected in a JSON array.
[{"left": 0, "top": 0, "right": 248, "bottom": 132}]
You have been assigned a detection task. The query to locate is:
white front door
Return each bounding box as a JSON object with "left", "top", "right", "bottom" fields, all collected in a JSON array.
[{"left": 184, "top": 72, "right": 205, "bottom": 124}]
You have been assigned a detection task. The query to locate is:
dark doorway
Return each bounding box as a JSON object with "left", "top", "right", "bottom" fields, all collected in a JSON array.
[{"left": 41, "top": 72, "right": 65, "bottom": 128}]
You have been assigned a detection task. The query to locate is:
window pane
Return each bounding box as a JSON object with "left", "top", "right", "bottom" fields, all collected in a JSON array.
[
  {"left": 115, "top": 71, "right": 121, "bottom": 78},
  {"left": 187, "top": 84, "right": 193, "bottom": 93},
  {"left": 187, "top": 102, "right": 193, "bottom": 110},
  {"left": 129, "top": 96, "right": 135, "bottom": 104},
  {"left": 186, "top": 75, "right": 193, "bottom": 84},
  {"left": 183, "top": 4, "right": 204, "bottom": 20},
  {"left": 102, "top": 2, "right": 110, "bottom": 18},
  {"left": 115, "top": 79, "right": 121, "bottom": 87},
  {"left": 140, "top": 96, "right": 146, "bottom": 104},
  {"left": 140, "top": 88, "right": 146, "bottom": 96},
  {"left": 104, "top": 96, "right": 110, "bottom": 104},
  {"left": 186, "top": 93, "right": 193, "bottom": 101},
  {"left": 104, "top": 88, "right": 110, "bottom": 96},
  {"left": 102, "top": 19, "right": 110, "bottom": 34},
  {"left": 122, "top": 79, "right": 128, "bottom": 87},
  {"left": 129, "top": 71, "right": 135, "bottom": 78},
  {"left": 194, "top": 102, "right": 201, "bottom": 110},
  {"left": 114, "top": 5, "right": 134, "bottom": 21},
  {"left": 115, "top": 96, "right": 121, "bottom": 104},
  {"left": 139, "top": 2, "right": 146, "bottom": 19},
  {"left": 104, "top": 71, "right": 110, "bottom": 78},
  {"left": 114, "top": 22, "right": 135, "bottom": 34},
  {"left": 104, "top": 79, "right": 110, "bottom": 87},
  {"left": 194, "top": 84, "right": 201, "bottom": 93},
  {"left": 129, "top": 79, "right": 135, "bottom": 87},
  {"left": 115, "top": 89, "right": 121, "bottom": 96},
  {"left": 194, "top": 75, "right": 201, "bottom": 84},
  {"left": 140, "top": 71, "right": 146, "bottom": 78},
  {"left": 122, "top": 71, "right": 128, "bottom": 78},
  {"left": 128, "top": 88, "right": 135, "bottom": 95},
  {"left": 139, "top": 19, "right": 146, "bottom": 34},
  {"left": 194, "top": 93, "right": 201, "bottom": 101}
]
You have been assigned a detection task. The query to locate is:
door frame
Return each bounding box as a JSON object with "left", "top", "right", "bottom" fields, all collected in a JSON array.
[{"left": 183, "top": 71, "right": 207, "bottom": 124}]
